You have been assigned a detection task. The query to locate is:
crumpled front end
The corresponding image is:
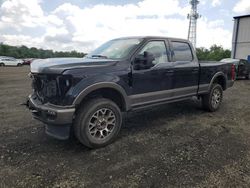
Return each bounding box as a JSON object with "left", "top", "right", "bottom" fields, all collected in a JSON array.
[
  {"left": 31, "top": 73, "right": 73, "bottom": 105},
  {"left": 27, "top": 73, "right": 76, "bottom": 140}
]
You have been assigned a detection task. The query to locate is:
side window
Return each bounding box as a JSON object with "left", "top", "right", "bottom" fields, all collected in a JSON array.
[
  {"left": 172, "top": 41, "right": 193, "bottom": 62},
  {"left": 139, "top": 41, "right": 168, "bottom": 65}
]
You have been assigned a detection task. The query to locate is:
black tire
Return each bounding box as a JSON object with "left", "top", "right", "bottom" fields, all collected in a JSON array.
[
  {"left": 0, "top": 63, "right": 5, "bottom": 67},
  {"left": 202, "top": 84, "right": 223, "bottom": 112},
  {"left": 74, "top": 98, "right": 122, "bottom": 148},
  {"left": 17, "top": 63, "right": 22, "bottom": 67}
]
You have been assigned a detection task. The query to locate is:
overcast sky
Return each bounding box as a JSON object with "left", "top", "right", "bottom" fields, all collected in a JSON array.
[{"left": 0, "top": 0, "right": 249, "bottom": 52}]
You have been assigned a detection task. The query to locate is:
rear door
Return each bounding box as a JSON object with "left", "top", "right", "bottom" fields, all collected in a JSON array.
[
  {"left": 169, "top": 40, "right": 199, "bottom": 97},
  {"left": 238, "top": 59, "right": 248, "bottom": 77}
]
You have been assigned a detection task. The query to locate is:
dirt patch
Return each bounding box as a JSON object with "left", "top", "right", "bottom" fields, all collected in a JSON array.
[{"left": 1, "top": 66, "right": 250, "bottom": 187}]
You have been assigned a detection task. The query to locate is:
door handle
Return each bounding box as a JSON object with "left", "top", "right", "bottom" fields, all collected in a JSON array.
[
  {"left": 166, "top": 70, "right": 174, "bottom": 73},
  {"left": 164, "top": 70, "right": 174, "bottom": 75}
]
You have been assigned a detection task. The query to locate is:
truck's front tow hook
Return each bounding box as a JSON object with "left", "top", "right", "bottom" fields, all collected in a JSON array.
[{"left": 20, "top": 99, "right": 29, "bottom": 108}]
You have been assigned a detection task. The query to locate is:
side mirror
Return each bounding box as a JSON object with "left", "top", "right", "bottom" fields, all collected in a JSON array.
[{"left": 134, "top": 51, "right": 155, "bottom": 70}]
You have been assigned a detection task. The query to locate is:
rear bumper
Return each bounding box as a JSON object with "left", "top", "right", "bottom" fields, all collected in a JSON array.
[{"left": 27, "top": 94, "right": 75, "bottom": 139}]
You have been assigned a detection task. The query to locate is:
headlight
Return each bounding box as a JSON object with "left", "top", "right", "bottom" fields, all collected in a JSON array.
[{"left": 57, "top": 75, "right": 73, "bottom": 95}]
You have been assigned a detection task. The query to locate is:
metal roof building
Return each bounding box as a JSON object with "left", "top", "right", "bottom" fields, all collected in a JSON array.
[{"left": 232, "top": 14, "right": 250, "bottom": 61}]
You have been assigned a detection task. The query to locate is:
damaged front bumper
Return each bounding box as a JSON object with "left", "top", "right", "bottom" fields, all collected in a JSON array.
[{"left": 27, "top": 94, "right": 75, "bottom": 140}]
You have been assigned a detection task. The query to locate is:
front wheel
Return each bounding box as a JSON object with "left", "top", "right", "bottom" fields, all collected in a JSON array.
[
  {"left": 0, "top": 63, "right": 5, "bottom": 67},
  {"left": 74, "top": 98, "right": 122, "bottom": 148},
  {"left": 202, "top": 84, "right": 223, "bottom": 112}
]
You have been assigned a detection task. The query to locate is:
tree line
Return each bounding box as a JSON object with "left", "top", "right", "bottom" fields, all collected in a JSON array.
[
  {"left": 196, "top": 45, "right": 231, "bottom": 61},
  {"left": 0, "top": 43, "right": 231, "bottom": 61},
  {"left": 0, "top": 43, "right": 86, "bottom": 59}
]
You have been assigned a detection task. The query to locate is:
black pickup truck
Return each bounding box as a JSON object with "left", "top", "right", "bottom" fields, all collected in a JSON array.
[{"left": 27, "top": 36, "right": 235, "bottom": 148}]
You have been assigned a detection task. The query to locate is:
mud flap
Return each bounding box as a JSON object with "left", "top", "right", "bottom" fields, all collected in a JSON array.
[{"left": 45, "top": 124, "right": 71, "bottom": 140}]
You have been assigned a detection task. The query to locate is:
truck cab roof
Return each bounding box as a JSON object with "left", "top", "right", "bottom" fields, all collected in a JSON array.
[{"left": 112, "top": 36, "right": 190, "bottom": 42}]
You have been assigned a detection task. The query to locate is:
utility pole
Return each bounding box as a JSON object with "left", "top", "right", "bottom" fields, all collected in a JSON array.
[{"left": 187, "top": 0, "right": 201, "bottom": 48}]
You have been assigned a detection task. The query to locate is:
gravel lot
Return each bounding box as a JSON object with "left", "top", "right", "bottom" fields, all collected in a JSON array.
[{"left": 1, "top": 66, "right": 250, "bottom": 187}]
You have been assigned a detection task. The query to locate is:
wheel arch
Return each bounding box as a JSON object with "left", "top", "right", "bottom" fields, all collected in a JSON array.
[
  {"left": 209, "top": 72, "right": 227, "bottom": 90},
  {"left": 73, "top": 82, "right": 130, "bottom": 111}
]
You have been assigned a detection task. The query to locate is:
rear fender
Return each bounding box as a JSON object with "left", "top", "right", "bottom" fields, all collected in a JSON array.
[{"left": 209, "top": 72, "right": 227, "bottom": 90}]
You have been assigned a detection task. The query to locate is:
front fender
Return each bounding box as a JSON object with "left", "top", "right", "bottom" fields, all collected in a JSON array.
[
  {"left": 73, "top": 82, "right": 130, "bottom": 109},
  {"left": 65, "top": 74, "right": 131, "bottom": 110}
]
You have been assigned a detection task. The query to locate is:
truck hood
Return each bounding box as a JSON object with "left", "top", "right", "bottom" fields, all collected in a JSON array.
[{"left": 30, "top": 57, "right": 118, "bottom": 74}]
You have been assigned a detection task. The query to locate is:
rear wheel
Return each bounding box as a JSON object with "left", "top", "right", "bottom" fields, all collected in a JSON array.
[
  {"left": 0, "top": 63, "right": 5, "bottom": 67},
  {"left": 17, "top": 63, "right": 22, "bottom": 67},
  {"left": 202, "top": 84, "right": 223, "bottom": 112},
  {"left": 74, "top": 98, "right": 122, "bottom": 148}
]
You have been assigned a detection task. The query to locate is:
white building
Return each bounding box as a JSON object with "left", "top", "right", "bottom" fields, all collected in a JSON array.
[{"left": 232, "top": 14, "right": 250, "bottom": 61}]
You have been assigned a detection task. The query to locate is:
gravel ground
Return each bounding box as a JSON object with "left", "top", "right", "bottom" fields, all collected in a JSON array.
[{"left": 0, "top": 66, "right": 250, "bottom": 188}]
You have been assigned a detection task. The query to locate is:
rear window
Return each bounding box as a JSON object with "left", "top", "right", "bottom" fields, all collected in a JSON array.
[{"left": 172, "top": 41, "right": 193, "bottom": 62}]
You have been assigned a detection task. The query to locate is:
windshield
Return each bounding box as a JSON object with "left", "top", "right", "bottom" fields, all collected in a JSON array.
[{"left": 87, "top": 38, "right": 143, "bottom": 59}]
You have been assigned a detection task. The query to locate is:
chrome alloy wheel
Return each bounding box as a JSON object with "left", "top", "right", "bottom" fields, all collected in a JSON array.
[
  {"left": 211, "top": 88, "right": 221, "bottom": 109},
  {"left": 88, "top": 108, "right": 116, "bottom": 140}
]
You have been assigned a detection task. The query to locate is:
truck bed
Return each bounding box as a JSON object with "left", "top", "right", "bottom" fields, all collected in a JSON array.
[{"left": 199, "top": 61, "right": 234, "bottom": 91}]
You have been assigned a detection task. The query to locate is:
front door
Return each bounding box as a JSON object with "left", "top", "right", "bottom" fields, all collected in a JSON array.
[{"left": 130, "top": 40, "right": 174, "bottom": 107}]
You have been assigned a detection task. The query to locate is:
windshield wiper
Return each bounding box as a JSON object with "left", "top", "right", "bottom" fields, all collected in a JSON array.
[{"left": 91, "top": 55, "right": 108, "bottom": 59}]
